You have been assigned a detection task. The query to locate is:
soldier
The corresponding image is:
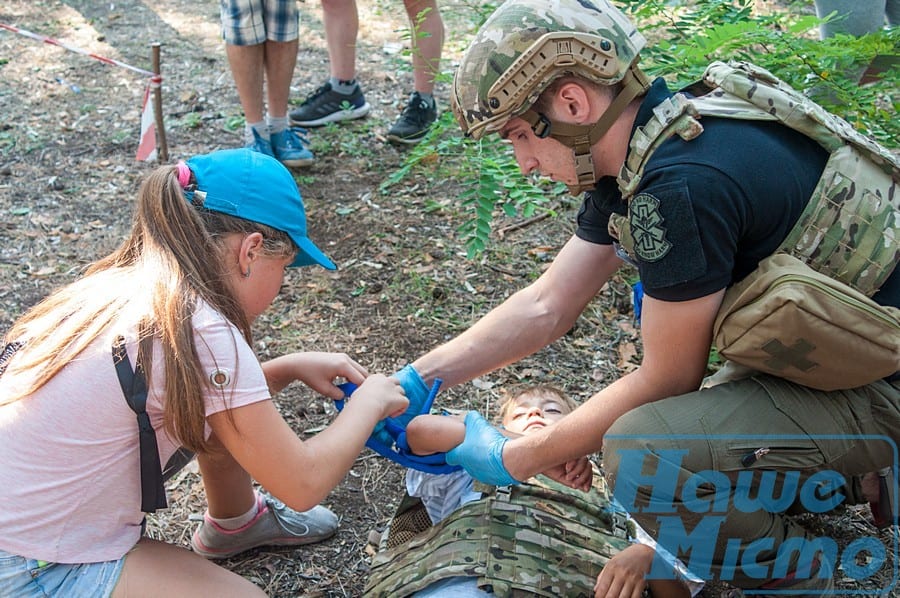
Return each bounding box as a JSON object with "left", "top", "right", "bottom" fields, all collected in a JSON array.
[
  {"left": 385, "top": 0, "right": 900, "bottom": 595},
  {"left": 365, "top": 385, "right": 701, "bottom": 597}
]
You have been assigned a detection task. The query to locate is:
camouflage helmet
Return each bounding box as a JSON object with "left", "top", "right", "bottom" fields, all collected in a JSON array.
[{"left": 452, "top": 0, "right": 647, "bottom": 140}]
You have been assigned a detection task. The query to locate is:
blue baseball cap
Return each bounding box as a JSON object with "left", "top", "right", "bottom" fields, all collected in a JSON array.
[{"left": 185, "top": 148, "right": 336, "bottom": 270}]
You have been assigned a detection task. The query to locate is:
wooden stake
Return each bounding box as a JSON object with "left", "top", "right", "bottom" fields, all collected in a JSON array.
[{"left": 151, "top": 43, "right": 169, "bottom": 162}]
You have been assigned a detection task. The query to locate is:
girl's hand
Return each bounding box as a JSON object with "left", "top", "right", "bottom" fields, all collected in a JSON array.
[
  {"left": 262, "top": 352, "right": 368, "bottom": 398},
  {"left": 352, "top": 373, "right": 408, "bottom": 420}
]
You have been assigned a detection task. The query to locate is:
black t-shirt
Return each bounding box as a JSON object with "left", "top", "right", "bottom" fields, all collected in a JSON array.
[{"left": 576, "top": 78, "right": 898, "bottom": 308}]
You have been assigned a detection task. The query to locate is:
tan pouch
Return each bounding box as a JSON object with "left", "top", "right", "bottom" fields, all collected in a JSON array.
[{"left": 713, "top": 253, "right": 900, "bottom": 391}]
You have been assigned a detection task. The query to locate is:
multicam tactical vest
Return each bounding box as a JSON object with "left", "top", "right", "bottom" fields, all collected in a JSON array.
[
  {"left": 364, "top": 470, "right": 633, "bottom": 597},
  {"left": 610, "top": 60, "right": 899, "bottom": 297}
]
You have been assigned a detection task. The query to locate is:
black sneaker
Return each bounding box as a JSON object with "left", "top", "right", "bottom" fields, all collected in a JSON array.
[
  {"left": 386, "top": 92, "right": 437, "bottom": 145},
  {"left": 290, "top": 81, "right": 370, "bottom": 127}
]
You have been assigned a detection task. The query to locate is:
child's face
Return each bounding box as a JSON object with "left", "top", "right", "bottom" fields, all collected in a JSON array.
[
  {"left": 502, "top": 394, "right": 571, "bottom": 435},
  {"left": 236, "top": 254, "right": 293, "bottom": 322}
]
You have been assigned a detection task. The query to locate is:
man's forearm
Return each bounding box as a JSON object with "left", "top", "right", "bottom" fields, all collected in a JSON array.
[
  {"left": 413, "top": 286, "right": 575, "bottom": 387},
  {"left": 413, "top": 237, "right": 620, "bottom": 388}
]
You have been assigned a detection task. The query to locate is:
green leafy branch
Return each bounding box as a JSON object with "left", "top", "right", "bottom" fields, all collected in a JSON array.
[{"left": 622, "top": 0, "right": 898, "bottom": 145}]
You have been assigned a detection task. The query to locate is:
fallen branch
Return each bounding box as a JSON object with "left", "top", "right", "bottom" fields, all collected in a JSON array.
[{"left": 496, "top": 212, "right": 550, "bottom": 238}]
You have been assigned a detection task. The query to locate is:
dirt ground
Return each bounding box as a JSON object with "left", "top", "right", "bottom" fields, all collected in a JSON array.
[{"left": 0, "top": 1, "right": 894, "bottom": 596}]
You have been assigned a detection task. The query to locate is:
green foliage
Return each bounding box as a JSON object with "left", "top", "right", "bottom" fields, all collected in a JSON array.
[
  {"left": 223, "top": 115, "right": 244, "bottom": 133},
  {"left": 110, "top": 129, "right": 131, "bottom": 144},
  {"left": 308, "top": 120, "right": 376, "bottom": 161},
  {"left": 620, "top": 0, "right": 898, "bottom": 145},
  {"left": 455, "top": 143, "right": 559, "bottom": 258},
  {"left": 180, "top": 112, "right": 202, "bottom": 130},
  {"left": 0, "top": 131, "right": 15, "bottom": 154},
  {"left": 387, "top": 0, "right": 898, "bottom": 257},
  {"left": 380, "top": 111, "right": 567, "bottom": 258}
]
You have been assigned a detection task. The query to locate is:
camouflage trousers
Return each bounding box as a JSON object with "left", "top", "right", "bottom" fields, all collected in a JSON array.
[{"left": 603, "top": 373, "right": 900, "bottom": 589}]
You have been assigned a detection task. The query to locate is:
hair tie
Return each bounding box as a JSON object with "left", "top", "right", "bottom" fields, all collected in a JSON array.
[{"left": 176, "top": 160, "right": 191, "bottom": 189}]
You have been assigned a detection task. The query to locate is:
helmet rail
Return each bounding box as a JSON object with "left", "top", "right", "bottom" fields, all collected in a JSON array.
[{"left": 487, "top": 31, "right": 620, "bottom": 123}]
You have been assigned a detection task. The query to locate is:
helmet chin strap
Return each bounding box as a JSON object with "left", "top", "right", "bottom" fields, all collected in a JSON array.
[{"left": 519, "top": 66, "right": 651, "bottom": 195}]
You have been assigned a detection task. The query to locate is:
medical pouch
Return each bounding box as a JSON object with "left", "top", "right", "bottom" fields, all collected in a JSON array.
[{"left": 713, "top": 253, "right": 900, "bottom": 391}]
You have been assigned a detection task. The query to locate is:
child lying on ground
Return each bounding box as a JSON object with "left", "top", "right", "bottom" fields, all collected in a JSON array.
[{"left": 365, "top": 384, "right": 703, "bottom": 598}]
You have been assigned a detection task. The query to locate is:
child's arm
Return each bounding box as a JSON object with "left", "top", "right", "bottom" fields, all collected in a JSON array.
[
  {"left": 405, "top": 414, "right": 466, "bottom": 455},
  {"left": 409, "top": 410, "right": 575, "bottom": 455},
  {"left": 593, "top": 543, "right": 691, "bottom": 598},
  {"left": 408, "top": 415, "right": 593, "bottom": 490}
]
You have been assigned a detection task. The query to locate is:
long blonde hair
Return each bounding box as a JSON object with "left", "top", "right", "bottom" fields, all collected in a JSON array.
[{"left": 2, "top": 165, "right": 295, "bottom": 452}]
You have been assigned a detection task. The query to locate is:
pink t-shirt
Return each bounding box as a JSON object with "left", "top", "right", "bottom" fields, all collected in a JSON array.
[{"left": 0, "top": 302, "right": 271, "bottom": 563}]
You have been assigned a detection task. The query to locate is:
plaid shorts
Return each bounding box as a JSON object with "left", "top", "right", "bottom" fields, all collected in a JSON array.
[
  {"left": 0, "top": 549, "right": 125, "bottom": 597},
  {"left": 220, "top": 0, "right": 299, "bottom": 45}
]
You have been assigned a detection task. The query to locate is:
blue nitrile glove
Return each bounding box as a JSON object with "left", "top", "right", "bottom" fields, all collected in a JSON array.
[
  {"left": 335, "top": 382, "right": 396, "bottom": 447},
  {"left": 446, "top": 411, "right": 520, "bottom": 486},
  {"left": 367, "top": 364, "right": 429, "bottom": 446},
  {"left": 391, "top": 364, "right": 431, "bottom": 428},
  {"left": 334, "top": 381, "right": 460, "bottom": 474},
  {"left": 632, "top": 281, "right": 644, "bottom": 327}
]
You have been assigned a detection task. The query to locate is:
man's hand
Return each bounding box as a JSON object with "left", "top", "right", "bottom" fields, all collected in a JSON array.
[
  {"left": 542, "top": 455, "right": 593, "bottom": 491},
  {"left": 446, "top": 411, "right": 520, "bottom": 486},
  {"left": 390, "top": 364, "right": 432, "bottom": 427},
  {"left": 344, "top": 364, "right": 439, "bottom": 452}
]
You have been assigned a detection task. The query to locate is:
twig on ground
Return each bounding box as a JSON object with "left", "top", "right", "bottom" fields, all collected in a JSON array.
[{"left": 496, "top": 212, "right": 550, "bottom": 238}]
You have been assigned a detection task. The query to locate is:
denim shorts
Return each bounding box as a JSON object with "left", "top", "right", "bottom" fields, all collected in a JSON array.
[
  {"left": 0, "top": 549, "right": 125, "bottom": 597},
  {"left": 219, "top": 0, "right": 299, "bottom": 45}
]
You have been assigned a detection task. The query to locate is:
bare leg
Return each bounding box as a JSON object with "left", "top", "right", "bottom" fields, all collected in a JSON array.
[
  {"left": 225, "top": 43, "right": 266, "bottom": 123},
  {"left": 403, "top": 0, "right": 444, "bottom": 94},
  {"left": 111, "top": 538, "right": 265, "bottom": 597},
  {"left": 321, "top": 0, "right": 358, "bottom": 80},
  {"left": 197, "top": 434, "right": 256, "bottom": 519},
  {"left": 264, "top": 39, "right": 299, "bottom": 118}
]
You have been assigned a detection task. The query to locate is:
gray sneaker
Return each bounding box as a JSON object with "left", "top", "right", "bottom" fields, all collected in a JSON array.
[
  {"left": 191, "top": 493, "right": 338, "bottom": 559},
  {"left": 290, "top": 81, "right": 371, "bottom": 127}
]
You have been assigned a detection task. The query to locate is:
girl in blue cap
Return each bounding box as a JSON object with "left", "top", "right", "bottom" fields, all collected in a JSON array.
[{"left": 0, "top": 148, "right": 408, "bottom": 596}]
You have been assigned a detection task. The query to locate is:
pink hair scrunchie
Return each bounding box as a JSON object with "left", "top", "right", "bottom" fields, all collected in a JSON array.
[{"left": 176, "top": 160, "right": 191, "bottom": 189}]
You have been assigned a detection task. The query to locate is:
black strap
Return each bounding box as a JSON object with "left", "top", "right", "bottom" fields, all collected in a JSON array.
[
  {"left": 163, "top": 447, "right": 195, "bottom": 483},
  {"left": 0, "top": 341, "right": 23, "bottom": 378},
  {"left": 112, "top": 336, "right": 167, "bottom": 512}
]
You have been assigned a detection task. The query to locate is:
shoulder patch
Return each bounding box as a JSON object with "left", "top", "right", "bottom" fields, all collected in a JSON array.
[{"left": 629, "top": 193, "right": 672, "bottom": 262}]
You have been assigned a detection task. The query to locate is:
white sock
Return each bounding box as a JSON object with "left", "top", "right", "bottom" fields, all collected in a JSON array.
[
  {"left": 208, "top": 496, "right": 260, "bottom": 530},
  {"left": 329, "top": 76, "right": 358, "bottom": 94},
  {"left": 245, "top": 121, "right": 268, "bottom": 145},
  {"left": 268, "top": 115, "right": 288, "bottom": 135}
]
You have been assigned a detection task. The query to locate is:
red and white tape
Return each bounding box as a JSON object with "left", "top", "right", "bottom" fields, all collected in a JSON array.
[
  {"left": 1, "top": 22, "right": 163, "bottom": 161},
  {"left": 0, "top": 22, "right": 157, "bottom": 77}
]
